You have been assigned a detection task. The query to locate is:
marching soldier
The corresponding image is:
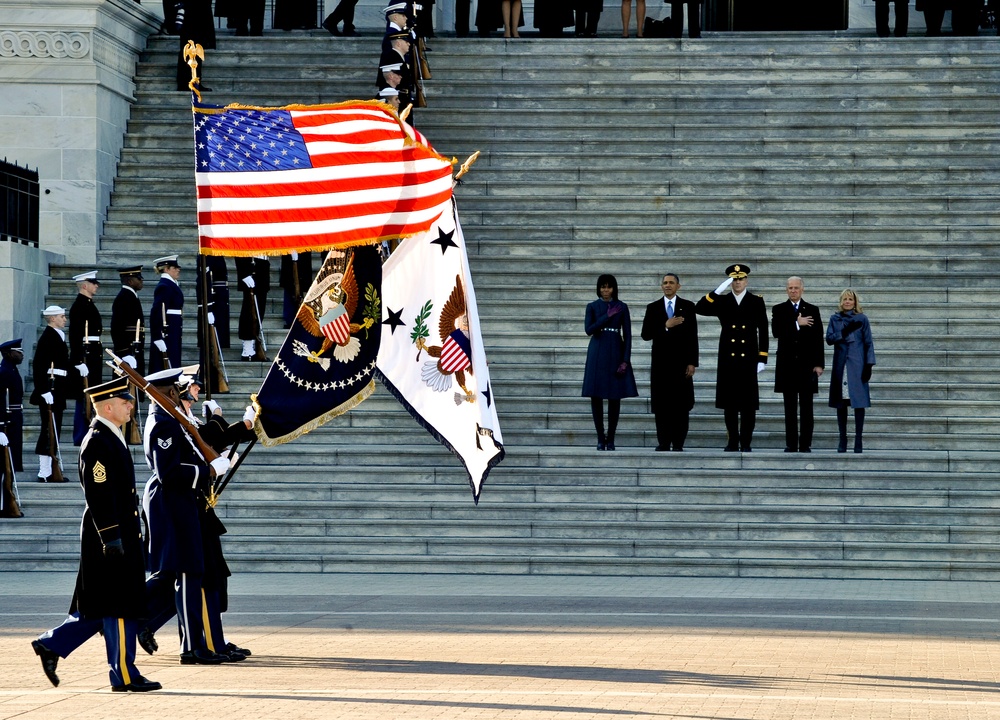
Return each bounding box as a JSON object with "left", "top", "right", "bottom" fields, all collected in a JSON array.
[
  {"left": 30, "top": 306, "right": 70, "bottom": 482},
  {"left": 0, "top": 338, "right": 25, "bottom": 472},
  {"left": 31, "top": 377, "right": 162, "bottom": 692},
  {"left": 140, "top": 368, "right": 231, "bottom": 664},
  {"left": 111, "top": 266, "right": 146, "bottom": 376},
  {"left": 696, "top": 264, "right": 769, "bottom": 452},
  {"left": 149, "top": 256, "right": 184, "bottom": 373},
  {"left": 235, "top": 256, "right": 270, "bottom": 362},
  {"left": 69, "top": 270, "right": 103, "bottom": 446}
]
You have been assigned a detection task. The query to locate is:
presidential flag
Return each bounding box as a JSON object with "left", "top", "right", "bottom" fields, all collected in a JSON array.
[
  {"left": 192, "top": 98, "right": 454, "bottom": 256},
  {"left": 375, "top": 198, "right": 504, "bottom": 502},
  {"left": 253, "top": 245, "right": 383, "bottom": 445}
]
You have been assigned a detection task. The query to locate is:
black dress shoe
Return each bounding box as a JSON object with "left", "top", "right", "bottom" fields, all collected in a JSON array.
[
  {"left": 37, "top": 476, "right": 49, "bottom": 483},
  {"left": 225, "top": 642, "right": 251, "bottom": 656},
  {"left": 784, "top": 447, "right": 796, "bottom": 453},
  {"left": 606, "top": 441, "right": 615, "bottom": 451},
  {"left": 655, "top": 445, "right": 668, "bottom": 452},
  {"left": 596, "top": 442, "right": 606, "bottom": 451},
  {"left": 137, "top": 627, "right": 158, "bottom": 655},
  {"left": 741, "top": 446, "right": 752, "bottom": 452},
  {"left": 671, "top": 447, "right": 684, "bottom": 452},
  {"left": 342, "top": 27, "right": 358, "bottom": 36},
  {"left": 322, "top": 18, "right": 342, "bottom": 35},
  {"left": 222, "top": 650, "right": 247, "bottom": 662},
  {"left": 799, "top": 447, "right": 811, "bottom": 453},
  {"left": 32, "top": 640, "right": 60, "bottom": 687},
  {"left": 112, "top": 676, "right": 162, "bottom": 692},
  {"left": 724, "top": 444, "right": 738, "bottom": 452},
  {"left": 180, "top": 649, "right": 228, "bottom": 665}
]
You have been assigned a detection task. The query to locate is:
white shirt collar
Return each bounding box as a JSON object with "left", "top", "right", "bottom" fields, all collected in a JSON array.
[
  {"left": 663, "top": 296, "right": 674, "bottom": 309},
  {"left": 161, "top": 273, "right": 179, "bottom": 286},
  {"left": 733, "top": 289, "right": 747, "bottom": 304},
  {"left": 96, "top": 415, "right": 127, "bottom": 447},
  {"left": 53, "top": 327, "right": 66, "bottom": 341},
  {"left": 123, "top": 285, "right": 138, "bottom": 297}
]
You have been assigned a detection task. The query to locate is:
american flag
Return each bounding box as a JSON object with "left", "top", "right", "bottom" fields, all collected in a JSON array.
[{"left": 193, "top": 99, "right": 454, "bottom": 256}]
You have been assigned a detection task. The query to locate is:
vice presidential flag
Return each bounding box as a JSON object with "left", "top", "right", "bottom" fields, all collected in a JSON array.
[
  {"left": 192, "top": 98, "right": 454, "bottom": 256},
  {"left": 375, "top": 198, "right": 504, "bottom": 502},
  {"left": 253, "top": 245, "right": 383, "bottom": 446}
]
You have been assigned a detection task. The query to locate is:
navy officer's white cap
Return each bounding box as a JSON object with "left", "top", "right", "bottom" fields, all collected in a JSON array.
[
  {"left": 154, "top": 255, "right": 181, "bottom": 269},
  {"left": 380, "top": 62, "right": 403, "bottom": 73},
  {"left": 144, "top": 367, "right": 185, "bottom": 386},
  {"left": 42, "top": 305, "right": 66, "bottom": 316},
  {"left": 383, "top": 2, "right": 409, "bottom": 13},
  {"left": 72, "top": 270, "right": 100, "bottom": 284}
]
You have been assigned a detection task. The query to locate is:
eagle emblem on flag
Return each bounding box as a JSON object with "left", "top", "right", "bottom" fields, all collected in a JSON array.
[{"left": 414, "top": 275, "right": 474, "bottom": 404}]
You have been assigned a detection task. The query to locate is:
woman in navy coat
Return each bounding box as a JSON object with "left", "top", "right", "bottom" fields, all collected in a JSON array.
[
  {"left": 582, "top": 274, "right": 638, "bottom": 450},
  {"left": 826, "top": 289, "right": 876, "bottom": 453}
]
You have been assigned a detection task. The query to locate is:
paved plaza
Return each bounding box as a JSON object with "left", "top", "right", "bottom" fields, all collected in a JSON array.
[{"left": 2, "top": 572, "right": 1000, "bottom": 719}]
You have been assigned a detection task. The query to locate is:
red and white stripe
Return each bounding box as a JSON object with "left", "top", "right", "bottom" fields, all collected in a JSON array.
[
  {"left": 439, "top": 335, "right": 471, "bottom": 373},
  {"left": 320, "top": 312, "right": 351, "bottom": 345}
]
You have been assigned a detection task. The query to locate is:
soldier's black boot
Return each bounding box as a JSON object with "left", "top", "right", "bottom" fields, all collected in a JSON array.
[
  {"left": 854, "top": 408, "right": 865, "bottom": 454},
  {"left": 837, "top": 406, "right": 848, "bottom": 453}
]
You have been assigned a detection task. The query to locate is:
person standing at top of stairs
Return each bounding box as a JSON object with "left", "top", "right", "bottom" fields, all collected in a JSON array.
[{"left": 875, "top": 0, "right": 908, "bottom": 36}]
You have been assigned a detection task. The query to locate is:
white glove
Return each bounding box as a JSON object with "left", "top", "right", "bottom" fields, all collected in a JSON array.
[
  {"left": 714, "top": 277, "right": 734, "bottom": 295},
  {"left": 75, "top": 363, "right": 89, "bottom": 378},
  {"left": 242, "top": 275, "right": 255, "bottom": 289},
  {"left": 122, "top": 355, "right": 137, "bottom": 369},
  {"left": 756, "top": 362, "right": 766, "bottom": 374},
  {"left": 154, "top": 339, "right": 167, "bottom": 352},
  {"left": 242, "top": 405, "right": 256, "bottom": 424},
  {"left": 210, "top": 456, "right": 231, "bottom": 476},
  {"left": 202, "top": 399, "right": 221, "bottom": 418},
  {"left": 0, "top": 432, "right": 8, "bottom": 447},
  {"left": 42, "top": 392, "right": 54, "bottom": 405},
  {"left": 207, "top": 312, "right": 215, "bottom": 325},
  {"left": 290, "top": 251, "right": 298, "bottom": 261}
]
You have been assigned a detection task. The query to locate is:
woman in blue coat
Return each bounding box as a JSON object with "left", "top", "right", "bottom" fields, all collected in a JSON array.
[
  {"left": 582, "top": 274, "right": 638, "bottom": 450},
  {"left": 826, "top": 289, "right": 876, "bottom": 453}
]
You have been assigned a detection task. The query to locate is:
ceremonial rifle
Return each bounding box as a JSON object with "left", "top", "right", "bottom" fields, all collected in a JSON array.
[
  {"left": 291, "top": 254, "right": 303, "bottom": 310},
  {"left": 210, "top": 436, "right": 256, "bottom": 507},
  {"left": 46, "top": 363, "right": 65, "bottom": 483},
  {"left": 127, "top": 320, "right": 143, "bottom": 445},
  {"left": 0, "top": 388, "right": 22, "bottom": 517},
  {"left": 105, "top": 349, "right": 220, "bottom": 465},
  {"left": 82, "top": 320, "right": 92, "bottom": 423},
  {"left": 251, "top": 288, "right": 267, "bottom": 355}
]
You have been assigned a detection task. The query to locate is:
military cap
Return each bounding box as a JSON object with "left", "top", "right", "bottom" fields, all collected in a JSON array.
[
  {"left": 154, "top": 255, "right": 181, "bottom": 270},
  {"left": 377, "top": 87, "right": 400, "bottom": 100},
  {"left": 86, "top": 376, "right": 135, "bottom": 403},
  {"left": 144, "top": 367, "right": 185, "bottom": 387},
  {"left": 383, "top": 2, "right": 411, "bottom": 14},
  {"left": 72, "top": 270, "right": 100, "bottom": 285},
  {"left": 42, "top": 305, "right": 66, "bottom": 316},
  {"left": 380, "top": 62, "right": 404, "bottom": 74},
  {"left": 118, "top": 265, "right": 144, "bottom": 280},
  {"left": 385, "top": 29, "right": 411, "bottom": 42},
  {"left": 0, "top": 338, "right": 23, "bottom": 353},
  {"left": 726, "top": 264, "right": 751, "bottom": 279}
]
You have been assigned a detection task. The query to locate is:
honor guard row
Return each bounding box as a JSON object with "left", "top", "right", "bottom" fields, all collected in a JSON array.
[
  {"left": 0, "top": 338, "right": 25, "bottom": 517},
  {"left": 376, "top": 2, "right": 425, "bottom": 116}
]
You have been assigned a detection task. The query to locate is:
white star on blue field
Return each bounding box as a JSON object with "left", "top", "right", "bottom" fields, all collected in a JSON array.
[{"left": 194, "top": 108, "right": 314, "bottom": 172}]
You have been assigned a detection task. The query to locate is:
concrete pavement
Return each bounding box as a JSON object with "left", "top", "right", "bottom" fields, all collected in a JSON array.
[{"left": 3, "top": 573, "right": 1000, "bottom": 719}]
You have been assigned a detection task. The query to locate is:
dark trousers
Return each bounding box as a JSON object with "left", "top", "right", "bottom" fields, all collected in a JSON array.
[
  {"left": 38, "top": 613, "right": 140, "bottom": 688},
  {"left": 456, "top": 0, "right": 471, "bottom": 35},
  {"left": 324, "top": 0, "right": 360, "bottom": 31},
  {"left": 176, "top": 572, "right": 208, "bottom": 653},
  {"left": 875, "top": 0, "right": 908, "bottom": 36},
  {"left": 922, "top": 4, "right": 945, "bottom": 34},
  {"left": 232, "top": 0, "right": 266, "bottom": 35},
  {"left": 144, "top": 571, "right": 179, "bottom": 637},
  {"left": 575, "top": 10, "right": 600, "bottom": 35},
  {"left": 5, "top": 410, "right": 23, "bottom": 471},
  {"left": 724, "top": 408, "right": 755, "bottom": 450},
  {"left": 782, "top": 390, "right": 814, "bottom": 451},
  {"left": 671, "top": 1, "right": 701, "bottom": 37},
  {"left": 73, "top": 400, "right": 89, "bottom": 446},
  {"left": 654, "top": 410, "right": 689, "bottom": 450}
]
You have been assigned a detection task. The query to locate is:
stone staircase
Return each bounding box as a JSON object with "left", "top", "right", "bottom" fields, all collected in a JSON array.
[{"left": 4, "top": 32, "right": 1000, "bottom": 578}]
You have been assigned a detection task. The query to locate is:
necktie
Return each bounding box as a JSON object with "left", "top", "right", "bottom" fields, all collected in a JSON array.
[{"left": 667, "top": 300, "right": 674, "bottom": 319}]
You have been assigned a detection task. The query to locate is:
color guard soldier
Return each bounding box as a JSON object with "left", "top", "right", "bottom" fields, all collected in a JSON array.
[
  {"left": 69, "top": 270, "right": 103, "bottom": 446},
  {"left": 696, "top": 264, "right": 769, "bottom": 452},
  {"left": 280, "top": 252, "right": 313, "bottom": 328},
  {"left": 376, "top": 86, "right": 402, "bottom": 113},
  {"left": 149, "top": 256, "right": 184, "bottom": 373},
  {"left": 235, "top": 256, "right": 270, "bottom": 362},
  {"left": 31, "top": 377, "right": 162, "bottom": 692},
  {"left": 111, "top": 266, "right": 146, "bottom": 375},
  {"left": 140, "top": 368, "right": 231, "bottom": 665},
  {"left": 200, "top": 256, "right": 231, "bottom": 349},
  {"left": 0, "top": 338, "right": 25, "bottom": 472},
  {"left": 31, "top": 306, "right": 70, "bottom": 482}
]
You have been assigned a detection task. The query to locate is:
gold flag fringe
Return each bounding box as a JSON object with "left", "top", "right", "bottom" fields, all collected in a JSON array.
[{"left": 251, "top": 380, "right": 376, "bottom": 447}]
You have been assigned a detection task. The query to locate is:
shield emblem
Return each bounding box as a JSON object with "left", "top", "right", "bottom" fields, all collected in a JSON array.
[{"left": 319, "top": 305, "right": 350, "bottom": 345}]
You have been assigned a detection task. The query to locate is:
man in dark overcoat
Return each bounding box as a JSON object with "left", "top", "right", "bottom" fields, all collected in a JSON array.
[
  {"left": 695, "top": 264, "right": 769, "bottom": 452},
  {"left": 31, "top": 377, "right": 161, "bottom": 692},
  {"left": 0, "top": 339, "right": 25, "bottom": 473},
  {"left": 641, "top": 273, "right": 699, "bottom": 452},
  {"left": 31, "top": 306, "right": 71, "bottom": 482},
  {"left": 111, "top": 266, "right": 146, "bottom": 376},
  {"left": 141, "top": 368, "right": 231, "bottom": 664},
  {"left": 235, "top": 256, "right": 270, "bottom": 361},
  {"left": 149, "top": 255, "right": 184, "bottom": 373},
  {"left": 771, "top": 276, "right": 824, "bottom": 453},
  {"left": 69, "top": 271, "right": 103, "bottom": 446}
]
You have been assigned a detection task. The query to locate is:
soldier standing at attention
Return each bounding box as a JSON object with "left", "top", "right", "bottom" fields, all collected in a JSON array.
[
  {"left": 149, "top": 256, "right": 184, "bottom": 373},
  {"left": 111, "top": 266, "right": 146, "bottom": 376},
  {"left": 235, "top": 256, "right": 270, "bottom": 362},
  {"left": 0, "top": 338, "right": 26, "bottom": 473},
  {"left": 696, "top": 264, "right": 769, "bottom": 452},
  {"left": 31, "top": 306, "right": 71, "bottom": 482},
  {"left": 31, "top": 377, "right": 162, "bottom": 692},
  {"left": 69, "top": 271, "right": 103, "bottom": 446}
]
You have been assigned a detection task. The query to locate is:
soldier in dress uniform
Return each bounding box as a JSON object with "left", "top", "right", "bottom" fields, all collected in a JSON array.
[
  {"left": 31, "top": 377, "right": 162, "bottom": 692},
  {"left": 31, "top": 306, "right": 71, "bottom": 482},
  {"left": 149, "top": 256, "right": 184, "bottom": 374},
  {"left": 235, "top": 256, "right": 270, "bottom": 362},
  {"left": 196, "top": 256, "right": 230, "bottom": 349},
  {"left": 0, "top": 339, "right": 26, "bottom": 472},
  {"left": 140, "top": 368, "right": 231, "bottom": 665},
  {"left": 279, "top": 252, "right": 314, "bottom": 328},
  {"left": 696, "top": 264, "right": 769, "bottom": 452},
  {"left": 69, "top": 271, "right": 103, "bottom": 446},
  {"left": 111, "top": 266, "right": 146, "bottom": 376}
]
